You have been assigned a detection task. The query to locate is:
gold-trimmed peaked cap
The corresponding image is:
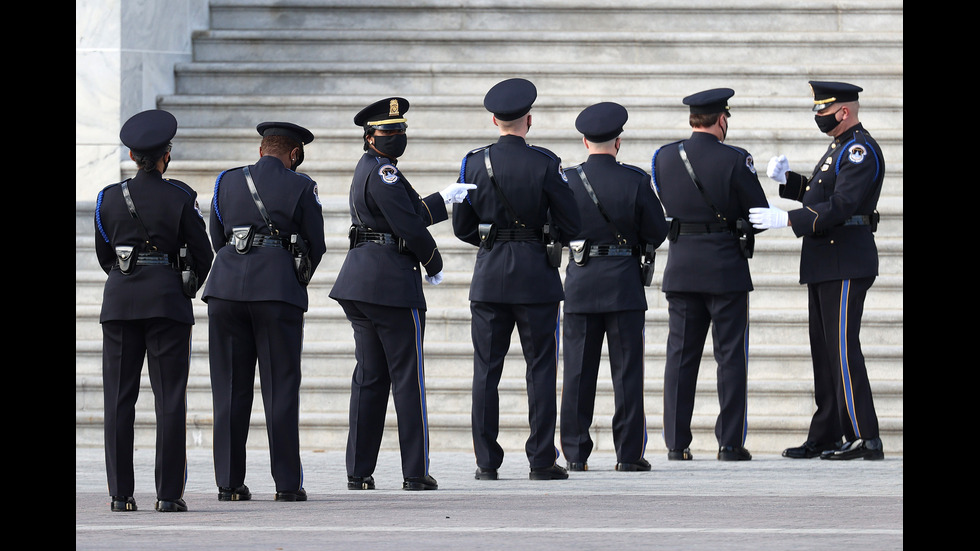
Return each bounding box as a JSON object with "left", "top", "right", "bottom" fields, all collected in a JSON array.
[
  {"left": 809, "top": 81, "right": 862, "bottom": 112},
  {"left": 354, "top": 97, "right": 409, "bottom": 130}
]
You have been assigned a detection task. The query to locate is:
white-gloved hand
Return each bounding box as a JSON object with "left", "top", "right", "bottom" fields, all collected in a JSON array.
[
  {"left": 767, "top": 155, "right": 789, "bottom": 184},
  {"left": 424, "top": 271, "right": 444, "bottom": 285},
  {"left": 749, "top": 206, "right": 789, "bottom": 229},
  {"left": 440, "top": 182, "right": 477, "bottom": 204}
]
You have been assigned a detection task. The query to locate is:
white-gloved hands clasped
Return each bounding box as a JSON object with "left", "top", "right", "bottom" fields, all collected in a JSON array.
[
  {"left": 767, "top": 155, "right": 790, "bottom": 184},
  {"left": 748, "top": 206, "right": 789, "bottom": 230},
  {"left": 424, "top": 271, "right": 444, "bottom": 285},
  {"left": 440, "top": 182, "right": 477, "bottom": 204}
]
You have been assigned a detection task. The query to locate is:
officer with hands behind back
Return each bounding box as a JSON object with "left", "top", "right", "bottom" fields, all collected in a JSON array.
[
  {"left": 95, "top": 109, "right": 213, "bottom": 513},
  {"left": 560, "top": 102, "right": 668, "bottom": 473},
  {"left": 329, "top": 97, "right": 475, "bottom": 491},
  {"left": 453, "top": 78, "right": 581, "bottom": 481},
  {"left": 203, "top": 121, "right": 326, "bottom": 503},
  {"left": 749, "top": 81, "right": 885, "bottom": 461},
  {"left": 651, "top": 88, "right": 768, "bottom": 462}
]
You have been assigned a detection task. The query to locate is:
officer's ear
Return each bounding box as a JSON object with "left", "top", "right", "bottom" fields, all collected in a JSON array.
[{"left": 492, "top": 115, "right": 499, "bottom": 127}]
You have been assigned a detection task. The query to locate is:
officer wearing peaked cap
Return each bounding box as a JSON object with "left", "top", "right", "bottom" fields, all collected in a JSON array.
[
  {"left": 651, "top": 88, "right": 768, "bottom": 462},
  {"left": 750, "top": 81, "right": 886, "bottom": 461},
  {"left": 453, "top": 78, "right": 581, "bottom": 481},
  {"left": 203, "top": 120, "right": 326, "bottom": 502},
  {"left": 560, "top": 102, "right": 669, "bottom": 473},
  {"left": 95, "top": 109, "right": 213, "bottom": 513},
  {"left": 330, "top": 97, "right": 475, "bottom": 491}
]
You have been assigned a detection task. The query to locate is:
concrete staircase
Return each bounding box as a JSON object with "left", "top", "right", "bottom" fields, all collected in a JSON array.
[{"left": 75, "top": 0, "right": 903, "bottom": 458}]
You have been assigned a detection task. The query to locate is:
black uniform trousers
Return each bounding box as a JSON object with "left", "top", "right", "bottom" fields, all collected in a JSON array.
[
  {"left": 663, "top": 291, "right": 749, "bottom": 450},
  {"left": 561, "top": 310, "right": 647, "bottom": 464},
  {"left": 338, "top": 299, "right": 431, "bottom": 479},
  {"left": 102, "top": 318, "right": 190, "bottom": 500},
  {"left": 805, "top": 277, "right": 879, "bottom": 444},
  {"left": 207, "top": 297, "right": 305, "bottom": 492},
  {"left": 470, "top": 301, "right": 561, "bottom": 470}
]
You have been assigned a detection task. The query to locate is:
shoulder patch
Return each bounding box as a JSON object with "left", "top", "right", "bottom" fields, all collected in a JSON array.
[
  {"left": 745, "top": 155, "right": 757, "bottom": 174},
  {"left": 847, "top": 144, "right": 867, "bottom": 164},
  {"left": 312, "top": 183, "right": 321, "bottom": 205},
  {"left": 378, "top": 164, "right": 400, "bottom": 184}
]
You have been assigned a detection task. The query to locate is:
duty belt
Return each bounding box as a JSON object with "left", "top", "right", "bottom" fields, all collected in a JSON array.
[
  {"left": 134, "top": 251, "right": 172, "bottom": 265},
  {"left": 589, "top": 244, "right": 640, "bottom": 257},
  {"left": 353, "top": 229, "right": 400, "bottom": 247},
  {"left": 228, "top": 234, "right": 286, "bottom": 248},
  {"left": 843, "top": 213, "right": 879, "bottom": 227},
  {"left": 495, "top": 228, "right": 543, "bottom": 241},
  {"left": 676, "top": 221, "right": 732, "bottom": 235}
]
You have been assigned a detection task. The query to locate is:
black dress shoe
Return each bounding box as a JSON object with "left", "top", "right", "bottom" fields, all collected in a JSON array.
[
  {"left": 274, "top": 489, "right": 308, "bottom": 501},
  {"left": 783, "top": 440, "right": 842, "bottom": 459},
  {"left": 218, "top": 484, "right": 251, "bottom": 501},
  {"left": 566, "top": 461, "right": 588, "bottom": 471},
  {"left": 667, "top": 448, "right": 693, "bottom": 460},
  {"left": 155, "top": 498, "right": 187, "bottom": 512},
  {"left": 718, "top": 446, "right": 752, "bottom": 461},
  {"left": 110, "top": 496, "right": 137, "bottom": 512},
  {"left": 474, "top": 467, "right": 498, "bottom": 480},
  {"left": 821, "top": 437, "right": 884, "bottom": 461},
  {"left": 529, "top": 463, "right": 569, "bottom": 480},
  {"left": 348, "top": 475, "right": 375, "bottom": 490},
  {"left": 403, "top": 475, "right": 438, "bottom": 490},
  {"left": 615, "top": 458, "right": 651, "bottom": 471}
]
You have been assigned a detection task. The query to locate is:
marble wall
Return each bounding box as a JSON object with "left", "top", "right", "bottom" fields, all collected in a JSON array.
[{"left": 75, "top": 0, "right": 209, "bottom": 201}]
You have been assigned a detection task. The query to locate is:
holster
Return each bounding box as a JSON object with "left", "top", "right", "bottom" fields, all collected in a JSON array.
[
  {"left": 115, "top": 245, "right": 137, "bottom": 275},
  {"left": 736, "top": 218, "right": 754, "bottom": 259},
  {"left": 569, "top": 239, "right": 590, "bottom": 266},
  {"left": 478, "top": 223, "right": 497, "bottom": 251},
  {"left": 640, "top": 244, "right": 656, "bottom": 287},
  {"left": 178, "top": 246, "right": 198, "bottom": 298},
  {"left": 667, "top": 218, "right": 680, "bottom": 242},
  {"left": 289, "top": 233, "right": 312, "bottom": 286},
  {"left": 232, "top": 225, "right": 254, "bottom": 254},
  {"left": 543, "top": 224, "right": 562, "bottom": 268}
]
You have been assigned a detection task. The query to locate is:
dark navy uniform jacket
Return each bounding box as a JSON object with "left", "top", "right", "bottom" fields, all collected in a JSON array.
[
  {"left": 562, "top": 154, "right": 669, "bottom": 313},
  {"left": 780, "top": 123, "right": 884, "bottom": 285},
  {"left": 329, "top": 152, "right": 447, "bottom": 310},
  {"left": 452, "top": 134, "right": 581, "bottom": 304},
  {"left": 652, "top": 131, "right": 768, "bottom": 294},
  {"left": 95, "top": 169, "right": 213, "bottom": 324},
  {"left": 203, "top": 155, "right": 326, "bottom": 311}
]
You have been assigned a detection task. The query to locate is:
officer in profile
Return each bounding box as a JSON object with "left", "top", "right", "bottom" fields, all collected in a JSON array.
[
  {"left": 453, "top": 78, "right": 581, "bottom": 481},
  {"left": 330, "top": 97, "right": 474, "bottom": 491},
  {"left": 95, "top": 109, "right": 213, "bottom": 512},
  {"left": 651, "top": 88, "right": 768, "bottom": 461},
  {"left": 203, "top": 121, "right": 326, "bottom": 502},
  {"left": 750, "top": 81, "right": 886, "bottom": 461},
  {"left": 559, "top": 102, "right": 669, "bottom": 473}
]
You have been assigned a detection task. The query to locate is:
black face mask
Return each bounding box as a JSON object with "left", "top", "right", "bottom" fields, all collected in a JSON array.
[
  {"left": 814, "top": 110, "right": 842, "bottom": 133},
  {"left": 373, "top": 134, "right": 407, "bottom": 159}
]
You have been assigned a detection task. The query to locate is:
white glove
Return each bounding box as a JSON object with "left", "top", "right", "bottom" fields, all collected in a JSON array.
[
  {"left": 749, "top": 206, "right": 789, "bottom": 229},
  {"left": 424, "top": 271, "right": 444, "bottom": 285},
  {"left": 767, "top": 155, "right": 789, "bottom": 185},
  {"left": 440, "top": 182, "right": 477, "bottom": 204}
]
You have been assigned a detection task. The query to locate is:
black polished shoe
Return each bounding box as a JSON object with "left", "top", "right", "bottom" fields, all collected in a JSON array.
[
  {"left": 529, "top": 463, "right": 569, "bottom": 480},
  {"left": 110, "top": 496, "right": 137, "bottom": 512},
  {"left": 155, "top": 498, "right": 188, "bottom": 512},
  {"left": 474, "top": 467, "right": 498, "bottom": 480},
  {"left": 347, "top": 475, "right": 375, "bottom": 490},
  {"left": 566, "top": 461, "right": 589, "bottom": 471},
  {"left": 615, "top": 458, "right": 652, "bottom": 471},
  {"left": 667, "top": 448, "right": 693, "bottom": 461},
  {"left": 274, "top": 489, "right": 308, "bottom": 501},
  {"left": 218, "top": 484, "right": 251, "bottom": 501},
  {"left": 718, "top": 446, "right": 752, "bottom": 461},
  {"left": 821, "top": 437, "right": 884, "bottom": 461},
  {"left": 783, "top": 440, "right": 842, "bottom": 459},
  {"left": 403, "top": 475, "right": 438, "bottom": 491}
]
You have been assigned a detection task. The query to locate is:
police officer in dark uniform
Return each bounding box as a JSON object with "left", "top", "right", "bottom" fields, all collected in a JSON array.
[
  {"left": 453, "top": 78, "right": 581, "bottom": 481},
  {"left": 560, "top": 102, "right": 669, "bottom": 473},
  {"left": 203, "top": 121, "right": 326, "bottom": 502},
  {"left": 95, "top": 109, "right": 213, "bottom": 512},
  {"left": 651, "top": 88, "right": 768, "bottom": 461},
  {"left": 750, "top": 81, "right": 885, "bottom": 461},
  {"left": 330, "top": 97, "right": 474, "bottom": 491}
]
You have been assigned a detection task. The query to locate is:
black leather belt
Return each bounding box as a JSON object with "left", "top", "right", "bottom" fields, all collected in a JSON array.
[
  {"left": 589, "top": 244, "right": 640, "bottom": 257},
  {"left": 227, "top": 234, "right": 286, "bottom": 248},
  {"left": 676, "top": 221, "right": 732, "bottom": 235},
  {"left": 843, "top": 213, "right": 878, "bottom": 226},
  {"left": 495, "top": 228, "right": 543, "bottom": 241},
  {"left": 134, "top": 251, "right": 172, "bottom": 265},
  {"left": 354, "top": 230, "right": 399, "bottom": 247}
]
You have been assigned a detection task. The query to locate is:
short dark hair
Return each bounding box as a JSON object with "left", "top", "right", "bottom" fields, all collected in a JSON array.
[
  {"left": 689, "top": 112, "right": 725, "bottom": 129},
  {"left": 261, "top": 134, "right": 301, "bottom": 156}
]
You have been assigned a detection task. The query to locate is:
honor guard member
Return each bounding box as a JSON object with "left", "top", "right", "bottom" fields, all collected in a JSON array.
[
  {"left": 203, "top": 121, "right": 326, "bottom": 502},
  {"left": 750, "top": 81, "right": 885, "bottom": 461},
  {"left": 651, "top": 88, "right": 768, "bottom": 461},
  {"left": 95, "top": 109, "right": 213, "bottom": 512},
  {"left": 560, "top": 102, "right": 669, "bottom": 473},
  {"left": 329, "top": 98, "right": 475, "bottom": 491},
  {"left": 452, "top": 78, "right": 581, "bottom": 481}
]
